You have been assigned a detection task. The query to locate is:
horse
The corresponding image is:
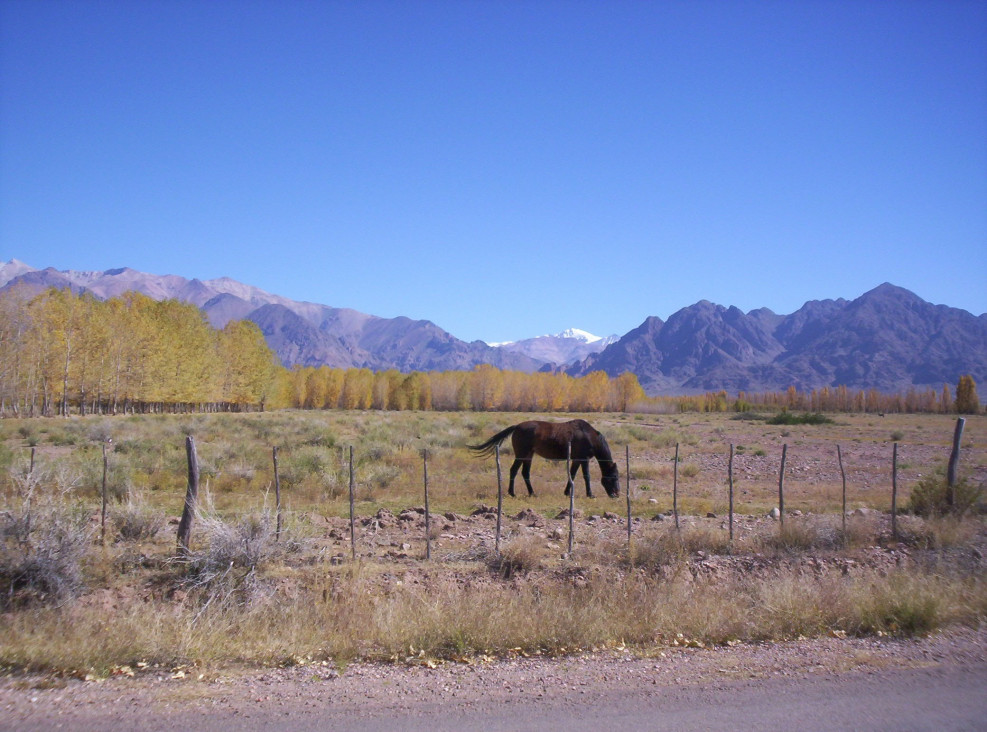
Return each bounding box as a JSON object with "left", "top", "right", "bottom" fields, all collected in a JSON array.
[{"left": 468, "top": 419, "right": 620, "bottom": 498}]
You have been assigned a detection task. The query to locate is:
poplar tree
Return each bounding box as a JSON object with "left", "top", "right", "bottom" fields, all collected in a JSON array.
[{"left": 955, "top": 375, "right": 980, "bottom": 414}]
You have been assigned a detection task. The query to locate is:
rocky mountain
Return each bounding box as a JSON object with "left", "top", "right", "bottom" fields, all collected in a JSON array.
[
  {"left": 572, "top": 283, "right": 987, "bottom": 394},
  {"left": 489, "top": 328, "right": 619, "bottom": 366},
  {"left": 0, "top": 260, "right": 541, "bottom": 372},
  {"left": 3, "top": 260, "right": 984, "bottom": 396}
]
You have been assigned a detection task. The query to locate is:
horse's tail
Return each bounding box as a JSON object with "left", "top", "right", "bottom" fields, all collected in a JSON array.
[{"left": 467, "top": 424, "right": 517, "bottom": 458}]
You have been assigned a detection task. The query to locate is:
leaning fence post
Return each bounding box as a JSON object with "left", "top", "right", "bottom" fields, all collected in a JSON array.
[
  {"left": 423, "top": 449, "right": 431, "bottom": 561},
  {"left": 947, "top": 417, "right": 966, "bottom": 509},
  {"left": 176, "top": 436, "right": 200, "bottom": 558},
  {"left": 673, "top": 443, "right": 680, "bottom": 531},
  {"left": 495, "top": 444, "right": 503, "bottom": 553},
  {"left": 728, "top": 443, "right": 734, "bottom": 542},
  {"left": 273, "top": 446, "right": 282, "bottom": 542},
  {"left": 567, "top": 441, "right": 574, "bottom": 555},
  {"left": 837, "top": 444, "right": 847, "bottom": 536},
  {"left": 348, "top": 446, "right": 356, "bottom": 561},
  {"left": 778, "top": 444, "right": 787, "bottom": 529}
]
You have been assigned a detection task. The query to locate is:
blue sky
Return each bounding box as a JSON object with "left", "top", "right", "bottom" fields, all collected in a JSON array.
[{"left": 2, "top": 1, "right": 985, "bottom": 344}]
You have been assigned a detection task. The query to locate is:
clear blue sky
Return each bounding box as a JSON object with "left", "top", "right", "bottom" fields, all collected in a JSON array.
[{"left": 2, "top": 0, "right": 985, "bottom": 344}]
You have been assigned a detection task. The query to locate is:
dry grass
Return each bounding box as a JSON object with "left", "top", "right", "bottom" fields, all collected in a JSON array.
[
  {"left": 0, "top": 410, "right": 985, "bottom": 675},
  {"left": 1, "top": 560, "right": 983, "bottom": 675}
]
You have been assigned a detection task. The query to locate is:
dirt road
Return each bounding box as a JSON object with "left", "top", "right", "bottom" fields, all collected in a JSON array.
[{"left": 3, "top": 628, "right": 984, "bottom": 731}]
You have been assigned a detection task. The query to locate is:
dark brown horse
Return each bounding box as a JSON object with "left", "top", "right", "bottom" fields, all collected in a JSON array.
[{"left": 468, "top": 419, "right": 620, "bottom": 498}]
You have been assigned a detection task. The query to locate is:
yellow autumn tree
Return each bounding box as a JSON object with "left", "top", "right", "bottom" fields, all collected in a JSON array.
[
  {"left": 218, "top": 320, "right": 280, "bottom": 409},
  {"left": 955, "top": 375, "right": 980, "bottom": 414}
]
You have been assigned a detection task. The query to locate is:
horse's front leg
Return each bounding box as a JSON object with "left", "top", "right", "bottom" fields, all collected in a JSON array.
[
  {"left": 581, "top": 460, "right": 593, "bottom": 498},
  {"left": 564, "top": 460, "right": 580, "bottom": 497}
]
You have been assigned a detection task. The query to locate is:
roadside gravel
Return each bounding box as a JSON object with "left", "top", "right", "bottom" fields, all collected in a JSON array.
[{"left": 2, "top": 627, "right": 984, "bottom": 731}]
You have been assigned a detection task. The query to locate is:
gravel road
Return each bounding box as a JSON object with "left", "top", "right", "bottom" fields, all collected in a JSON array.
[{"left": 3, "top": 628, "right": 984, "bottom": 731}]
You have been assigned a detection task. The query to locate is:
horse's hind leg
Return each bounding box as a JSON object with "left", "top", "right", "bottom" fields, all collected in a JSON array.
[
  {"left": 508, "top": 460, "right": 522, "bottom": 497},
  {"left": 521, "top": 459, "right": 535, "bottom": 496}
]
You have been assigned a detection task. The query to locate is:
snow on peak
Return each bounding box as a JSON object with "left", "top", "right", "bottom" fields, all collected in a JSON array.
[
  {"left": 556, "top": 328, "right": 601, "bottom": 343},
  {"left": 485, "top": 328, "right": 604, "bottom": 348}
]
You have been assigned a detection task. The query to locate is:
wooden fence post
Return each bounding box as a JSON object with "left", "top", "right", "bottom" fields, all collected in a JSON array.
[
  {"left": 567, "top": 441, "right": 574, "bottom": 555},
  {"left": 272, "top": 446, "right": 282, "bottom": 542},
  {"left": 176, "top": 436, "right": 200, "bottom": 558},
  {"left": 101, "top": 441, "right": 108, "bottom": 546},
  {"left": 625, "top": 445, "right": 632, "bottom": 547},
  {"left": 837, "top": 444, "right": 847, "bottom": 537},
  {"left": 423, "top": 449, "right": 431, "bottom": 561},
  {"left": 778, "top": 444, "right": 787, "bottom": 528},
  {"left": 673, "top": 443, "right": 680, "bottom": 531},
  {"left": 947, "top": 417, "right": 966, "bottom": 509},
  {"left": 348, "top": 446, "right": 356, "bottom": 561},
  {"left": 891, "top": 442, "right": 898, "bottom": 540},
  {"left": 495, "top": 445, "right": 503, "bottom": 553},
  {"left": 728, "top": 443, "right": 734, "bottom": 542}
]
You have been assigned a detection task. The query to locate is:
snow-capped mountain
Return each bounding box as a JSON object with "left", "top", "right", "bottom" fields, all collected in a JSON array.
[{"left": 490, "top": 329, "right": 620, "bottom": 366}]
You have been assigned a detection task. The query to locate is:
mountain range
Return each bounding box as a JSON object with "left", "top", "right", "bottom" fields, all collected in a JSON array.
[{"left": 2, "top": 259, "right": 985, "bottom": 396}]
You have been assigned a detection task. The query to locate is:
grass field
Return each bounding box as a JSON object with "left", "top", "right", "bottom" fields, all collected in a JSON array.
[
  {"left": 0, "top": 410, "right": 984, "bottom": 676},
  {"left": 3, "top": 409, "right": 984, "bottom": 517}
]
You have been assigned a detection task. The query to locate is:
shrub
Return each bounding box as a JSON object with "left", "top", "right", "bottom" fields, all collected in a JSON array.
[
  {"left": 908, "top": 468, "right": 982, "bottom": 517},
  {"left": 0, "top": 492, "right": 93, "bottom": 609},
  {"left": 111, "top": 495, "right": 166, "bottom": 542},
  {"left": 764, "top": 521, "right": 826, "bottom": 553},
  {"left": 679, "top": 463, "right": 700, "bottom": 479},
  {"left": 180, "top": 499, "right": 283, "bottom": 612},
  {"left": 767, "top": 412, "right": 834, "bottom": 426},
  {"left": 490, "top": 534, "right": 550, "bottom": 577}
]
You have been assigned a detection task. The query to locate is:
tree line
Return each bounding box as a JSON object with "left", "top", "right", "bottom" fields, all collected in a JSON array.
[
  {"left": 0, "top": 287, "right": 279, "bottom": 416},
  {"left": 0, "top": 287, "right": 980, "bottom": 417}
]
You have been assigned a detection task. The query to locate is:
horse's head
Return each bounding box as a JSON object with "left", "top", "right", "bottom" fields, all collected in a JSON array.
[{"left": 600, "top": 460, "right": 620, "bottom": 498}]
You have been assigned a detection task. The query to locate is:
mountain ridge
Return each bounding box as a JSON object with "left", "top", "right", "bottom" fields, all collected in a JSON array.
[{"left": 2, "top": 261, "right": 984, "bottom": 396}]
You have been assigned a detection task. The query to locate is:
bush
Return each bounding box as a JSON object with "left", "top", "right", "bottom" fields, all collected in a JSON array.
[
  {"left": 0, "top": 493, "right": 93, "bottom": 609},
  {"left": 489, "top": 535, "right": 550, "bottom": 577},
  {"left": 767, "top": 412, "right": 834, "bottom": 426},
  {"left": 908, "top": 468, "right": 982, "bottom": 517},
  {"left": 111, "top": 495, "right": 166, "bottom": 542},
  {"left": 180, "top": 502, "right": 282, "bottom": 610}
]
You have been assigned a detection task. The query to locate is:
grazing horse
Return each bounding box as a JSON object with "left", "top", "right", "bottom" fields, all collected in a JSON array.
[{"left": 469, "top": 419, "right": 620, "bottom": 498}]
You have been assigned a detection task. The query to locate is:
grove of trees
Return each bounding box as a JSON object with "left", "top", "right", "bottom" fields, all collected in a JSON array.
[{"left": 0, "top": 287, "right": 280, "bottom": 416}]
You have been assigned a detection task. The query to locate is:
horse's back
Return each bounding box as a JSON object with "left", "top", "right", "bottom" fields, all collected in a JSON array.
[{"left": 512, "top": 419, "right": 595, "bottom": 460}]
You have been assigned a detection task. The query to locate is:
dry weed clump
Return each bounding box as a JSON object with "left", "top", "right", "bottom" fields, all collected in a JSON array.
[
  {"left": 629, "top": 525, "right": 736, "bottom": 568},
  {"left": 110, "top": 494, "right": 166, "bottom": 542},
  {"left": 0, "top": 487, "right": 93, "bottom": 610},
  {"left": 489, "top": 534, "right": 553, "bottom": 577},
  {"left": 174, "top": 497, "right": 288, "bottom": 615}
]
